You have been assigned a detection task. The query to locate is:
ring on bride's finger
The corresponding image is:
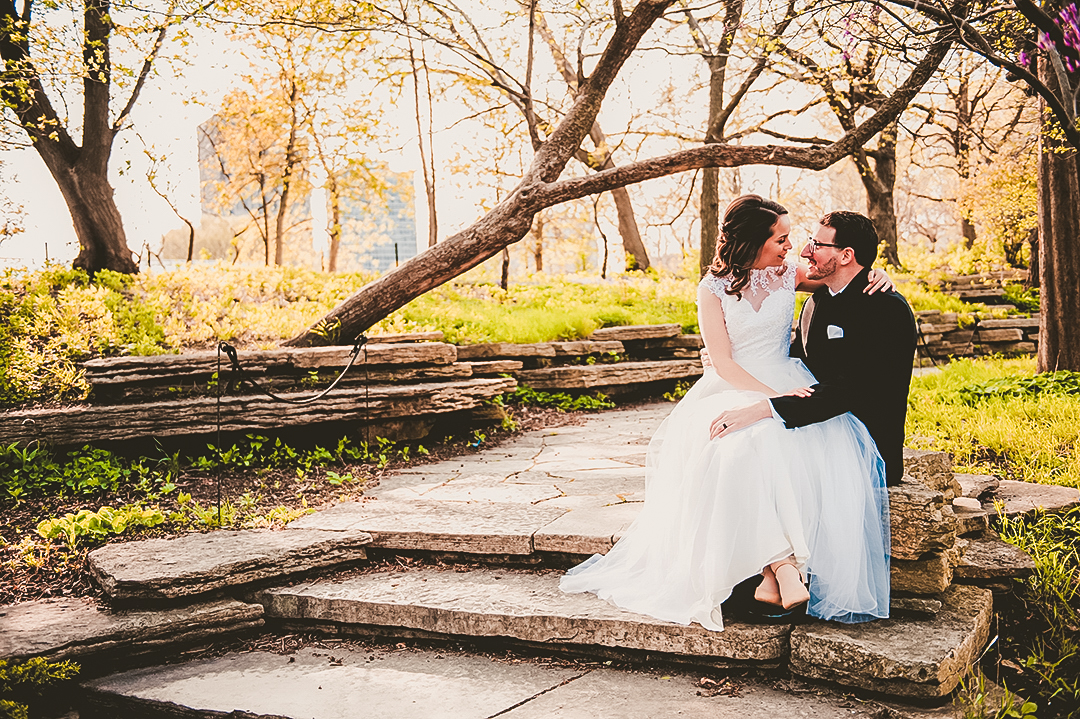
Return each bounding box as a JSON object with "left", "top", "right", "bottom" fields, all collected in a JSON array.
[{"left": 721, "top": 423, "right": 728, "bottom": 430}]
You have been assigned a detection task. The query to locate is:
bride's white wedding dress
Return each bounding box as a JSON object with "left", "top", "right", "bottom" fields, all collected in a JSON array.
[{"left": 560, "top": 263, "right": 890, "bottom": 630}]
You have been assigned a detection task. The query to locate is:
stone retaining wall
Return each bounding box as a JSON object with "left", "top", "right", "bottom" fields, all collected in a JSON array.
[{"left": 916, "top": 311, "right": 1039, "bottom": 364}]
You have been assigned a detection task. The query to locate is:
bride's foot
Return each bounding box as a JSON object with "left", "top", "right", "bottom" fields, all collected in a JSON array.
[
  {"left": 771, "top": 558, "right": 810, "bottom": 610},
  {"left": 754, "top": 566, "right": 783, "bottom": 606}
]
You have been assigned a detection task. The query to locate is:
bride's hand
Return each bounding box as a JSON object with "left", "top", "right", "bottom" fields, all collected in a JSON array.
[
  {"left": 864, "top": 268, "right": 895, "bottom": 294},
  {"left": 782, "top": 387, "right": 815, "bottom": 398}
]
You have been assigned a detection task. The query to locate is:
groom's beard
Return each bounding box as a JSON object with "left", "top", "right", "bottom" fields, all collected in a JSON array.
[{"left": 806, "top": 256, "right": 838, "bottom": 281}]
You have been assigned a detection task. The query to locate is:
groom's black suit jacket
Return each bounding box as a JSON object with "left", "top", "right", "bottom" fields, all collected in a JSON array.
[{"left": 770, "top": 267, "right": 917, "bottom": 485}]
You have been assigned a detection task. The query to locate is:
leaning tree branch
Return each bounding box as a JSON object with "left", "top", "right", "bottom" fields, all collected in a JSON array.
[{"left": 282, "top": 0, "right": 950, "bottom": 347}]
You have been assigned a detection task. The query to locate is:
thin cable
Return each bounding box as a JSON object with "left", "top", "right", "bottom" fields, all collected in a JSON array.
[
  {"left": 216, "top": 343, "right": 223, "bottom": 526},
  {"left": 218, "top": 335, "right": 368, "bottom": 405}
]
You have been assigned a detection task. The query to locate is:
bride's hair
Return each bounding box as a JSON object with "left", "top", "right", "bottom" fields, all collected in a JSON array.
[{"left": 708, "top": 194, "right": 789, "bottom": 298}]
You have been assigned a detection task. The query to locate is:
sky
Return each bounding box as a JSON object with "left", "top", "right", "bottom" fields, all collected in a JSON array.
[{"left": 0, "top": 5, "right": 872, "bottom": 272}]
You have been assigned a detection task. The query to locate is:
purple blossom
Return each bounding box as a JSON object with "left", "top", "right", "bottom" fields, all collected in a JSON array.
[{"left": 1060, "top": 3, "right": 1080, "bottom": 72}]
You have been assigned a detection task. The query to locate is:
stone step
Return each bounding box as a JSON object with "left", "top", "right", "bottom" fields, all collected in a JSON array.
[
  {"left": 954, "top": 535, "right": 1035, "bottom": 585},
  {"left": 790, "top": 585, "right": 993, "bottom": 698},
  {"left": 252, "top": 567, "right": 791, "bottom": 665},
  {"left": 80, "top": 645, "right": 947, "bottom": 719},
  {"left": 0, "top": 597, "right": 262, "bottom": 665},
  {"left": 88, "top": 528, "right": 372, "bottom": 601},
  {"left": 983, "top": 480, "right": 1080, "bottom": 518}
]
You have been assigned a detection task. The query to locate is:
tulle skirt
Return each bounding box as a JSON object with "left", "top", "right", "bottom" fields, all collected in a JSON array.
[{"left": 560, "top": 357, "right": 890, "bottom": 631}]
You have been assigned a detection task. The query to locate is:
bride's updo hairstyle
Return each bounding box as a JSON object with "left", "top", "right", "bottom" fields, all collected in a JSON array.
[{"left": 708, "top": 194, "right": 788, "bottom": 298}]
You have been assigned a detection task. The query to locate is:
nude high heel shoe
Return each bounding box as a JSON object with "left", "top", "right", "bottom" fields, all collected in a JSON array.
[{"left": 770, "top": 557, "right": 810, "bottom": 610}]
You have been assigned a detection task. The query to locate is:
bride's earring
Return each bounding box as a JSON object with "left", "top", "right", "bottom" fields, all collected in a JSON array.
[{"left": 770, "top": 557, "right": 810, "bottom": 610}]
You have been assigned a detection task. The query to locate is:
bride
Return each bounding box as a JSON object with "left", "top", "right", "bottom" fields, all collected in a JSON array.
[{"left": 560, "top": 195, "right": 891, "bottom": 631}]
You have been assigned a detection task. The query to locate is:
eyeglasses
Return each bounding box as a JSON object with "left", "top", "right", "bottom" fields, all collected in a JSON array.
[{"left": 806, "top": 240, "right": 844, "bottom": 252}]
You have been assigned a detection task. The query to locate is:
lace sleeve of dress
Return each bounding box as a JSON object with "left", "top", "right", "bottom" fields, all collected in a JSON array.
[
  {"left": 699, "top": 274, "right": 730, "bottom": 302},
  {"left": 781, "top": 261, "right": 799, "bottom": 292}
]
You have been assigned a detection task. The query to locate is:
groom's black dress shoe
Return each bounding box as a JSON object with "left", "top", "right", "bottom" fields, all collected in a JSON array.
[{"left": 721, "top": 576, "right": 807, "bottom": 624}]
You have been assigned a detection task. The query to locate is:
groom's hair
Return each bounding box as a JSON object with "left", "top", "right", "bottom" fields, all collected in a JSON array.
[{"left": 820, "top": 211, "right": 878, "bottom": 268}]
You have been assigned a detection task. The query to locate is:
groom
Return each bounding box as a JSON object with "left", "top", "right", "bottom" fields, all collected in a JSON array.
[{"left": 711, "top": 210, "right": 917, "bottom": 486}]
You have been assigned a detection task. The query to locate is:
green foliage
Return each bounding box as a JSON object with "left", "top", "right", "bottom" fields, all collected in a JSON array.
[
  {"left": 0, "top": 658, "right": 79, "bottom": 719},
  {"left": 0, "top": 266, "right": 173, "bottom": 404},
  {"left": 189, "top": 434, "right": 423, "bottom": 473},
  {"left": 36, "top": 505, "right": 166, "bottom": 550},
  {"left": 1003, "top": 284, "right": 1041, "bottom": 314},
  {"left": 959, "top": 371, "right": 1080, "bottom": 404},
  {"left": 906, "top": 358, "right": 1080, "bottom": 488},
  {"left": 382, "top": 276, "right": 699, "bottom": 344},
  {"left": 663, "top": 381, "right": 692, "bottom": 402},
  {"left": 998, "top": 507, "right": 1080, "bottom": 717},
  {"left": 955, "top": 668, "right": 1038, "bottom": 719},
  {"left": 0, "top": 442, "right": 176, "bottom": 505},
  {"left": 505, "top": 385, "right": 615, "bottom": 412}
]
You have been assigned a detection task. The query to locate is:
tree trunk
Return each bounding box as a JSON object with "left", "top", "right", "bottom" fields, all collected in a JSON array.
[
  {"left": 960, "top": 217, "right": 977, "bottom": 250},
  {"left": 954, "top": 72, "right": 977, "bottom": 250},
  {"left": 61, "top": 163, "right": 138, "bottom": 275},
  {"left": 274, "top": 80, "right": 301, "bottom": 267},
  {"left": 327, "top": 176, "right": 342, "bottom": 273},
  {"left": 0, "top": 0, "right": 137, "bottom": 275},
  {"left": 610, "top": 185, "right": 648, "bottom": 271},
  {"left": 699, "top": 167, "right": 720, "bottom": 276},
  {"left": 859, "top": 121, "right": 900, "bottom": 267},
  {"left": 1036, "top": 112, "right": 1080, "bottom": 370},
  {"left": 500, "top": 247, "right": 510, "bottom": 290},
  {"left": 1025, "top": 227, "right": 1039, "bottom": 288},
  {"left": 532, "top": 213, "right": 544, "bottom": 272},
  {"left": 536, "top": 14, "right": 649, "bottom": 272}
]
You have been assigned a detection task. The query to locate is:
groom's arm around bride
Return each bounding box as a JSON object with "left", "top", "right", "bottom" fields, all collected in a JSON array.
[{"left": 715, "top": 211, "right": 917, "bottom": 486}]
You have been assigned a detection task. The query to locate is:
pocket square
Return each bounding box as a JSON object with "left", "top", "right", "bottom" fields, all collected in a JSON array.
[{"left": 827, "top": 324, "right": 844, "bottom": 339}]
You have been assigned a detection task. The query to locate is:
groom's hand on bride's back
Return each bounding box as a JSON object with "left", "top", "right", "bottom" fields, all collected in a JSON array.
[{"left": 700, "top": 348, "right": 712, "bottom": 367}]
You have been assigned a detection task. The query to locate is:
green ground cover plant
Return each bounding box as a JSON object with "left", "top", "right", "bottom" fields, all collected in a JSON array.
[{"left": 0, "top": 657, "right": 80, "bottom": 719}]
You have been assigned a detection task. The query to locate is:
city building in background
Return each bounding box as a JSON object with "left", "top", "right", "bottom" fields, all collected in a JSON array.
[{"left": 161, "top": 116, "right": 416, "bottom": 272}]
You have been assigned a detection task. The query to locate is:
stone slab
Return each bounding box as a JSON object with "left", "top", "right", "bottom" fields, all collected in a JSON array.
[
  {"left": 463, "top": 359, "right": 524, "bottom": 374},
  {"left": 456, "top": 343, "right": 557, "bottom": 360},
  {"left": 984, "top": 480, "right": 1080, "bottom": 519},
  {"left": 0, "top": 597, "right": 263, "bottom": 663},
  {"left": 889, "top": 480, "right": 958, "bottom": 561},
  {"left": 590, "top": 324, "right": 681, "bottom": 341},
  {"left": 412, "top": 475, "right": 564, "bottom": 505},
  {"left": 952, "top": 502, "right": 990, "bottom": 536},
  {"left": 956, "top": 474, "right": 1000, "bottom": 499},
  {"left": 892, "top": 552, "right": 953, "bottom": 596},
  {"left": 976, "top": 328, "right": 1024, "bottom": 342},
  {"left": 514, "top": 360, "right": 702, "bottom": 391},
  {"left": 978, "top": 318, "right": 1040, "bottom": 329},
  {"left": 533, "top": 501, "right": 642, "bottom": 555},
  {"left": 82, "top": 647, "right": 908, "bottom": 719},
  {"left": 902, "top": 450, "right": 960, "bottom": 499},
  {"left": 88, "top": 528, "right": 373, "bottom": 600},
  {"left": 287, "top": 500, "right": 568, "bottom": 555},
  {"left": 549, "top": 341, "right": 625, "bottom": 356},
  {"left": 81, "top": 647, "right": 580, "bottom": 719},
  {"left": 954, "top": 535, "right": 1035, "bottom": 582},
  {"left": 254, "top": 567, "right": 791, "bottom": 661},
  {"left": 500, "top": 666, "right": 891, "bottom": 719},
  {"left": 890, "top": 597, "right": 943, "bottom": 618},
  {"left": 789, "top": 585, "right": 993, "bottom": 697}
]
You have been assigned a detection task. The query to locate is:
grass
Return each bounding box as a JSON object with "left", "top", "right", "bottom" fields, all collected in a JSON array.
[{"left": 907, "top": 357, "right": 1080, "bottom": 489}]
